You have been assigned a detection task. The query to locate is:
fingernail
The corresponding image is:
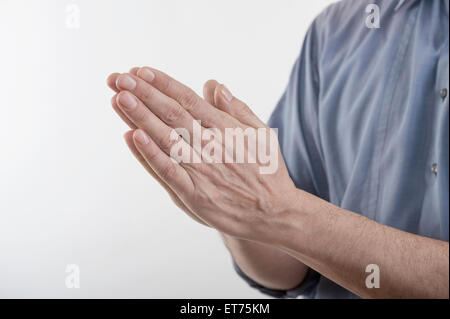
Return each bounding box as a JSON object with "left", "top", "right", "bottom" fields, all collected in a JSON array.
[
  {"left": 221, "top": 85, "right": 233, "bottom": 103},
  {"left": 118, "top": 92, "right": 137, "bottom": 110},
  {"left": 117, "top": 74, "right": 136, "bottom": 90},
  {"left": 135, "top": 130, "right": 149, "bottom": 145},
  {"left": 139, "top": 67, "right": 155, "bottom": 82}
]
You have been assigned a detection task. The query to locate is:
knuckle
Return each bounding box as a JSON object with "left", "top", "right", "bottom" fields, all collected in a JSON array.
[
  {"left": 140, "top": 84, "right": 155, "bottom": 102},
  {"left": 239, "top": 104, "right": 252, "bottom": 116},
  {"left": 132, "top": 107, "right": 147, "bottom": 123},
  {"left": 159, "top": 74, "right": 171, "bottom": 92},
  {"left": 211, "top": 112, "right": 230, "bottom": 129},
  {"left": 218, "top": 111, "right": 229, "bottom": 123},
  {"left": 146, "top": 149, "right": 160, "bottom": 163},
  {"left": 178, "top": 91, "right": 199, "bottom": 111},
  {"left": 233, "top": 102, "right": 250, "bottom": 118},
  {"left": 164, "top": 105, "right": 184, "bottom": 126},
  {"left": 233, "top": 103, "right": 262, "bottom": 127},
  {"left": 159, "top": 131, "right": 177, "bottom": 153},
  {"left": 160, "top": 163, "right": 176, "bottom": 180}
]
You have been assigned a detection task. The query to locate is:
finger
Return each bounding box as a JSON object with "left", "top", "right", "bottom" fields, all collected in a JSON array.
[
  {"left": 132, "top": 129, "right": 194, "bottom": 197},
  {"left": 124, "top": 130, "right": 208, "bottom": 226},
  {"left": 203, "top": 79, "right": 219, "bottom": 105},
  {"left": 107, "top": 73, "right": 120, "bottom": 92},
  {"left": 111, "top": 94, "right": 137, "bottom": 129},
  {"left": 106, "top": 67, "right": 140, "bottom": 92},
  {"left": 116, "top": 90, "right": 193, "bottom": 156},
  {"left": 124, "top": 130, "right": 180, "bottom": 204},
  {"left": 129, "top": 67, "right": 140, "bottom": 76},
  {"left": 124, "top": 129, "right": 157, "bottom": 175},
  {"left": 109, "top": 68, "right": 141, "bottom": 127},
  {"left": 125, "top": 129, "right": 178, "bottom": 192},
  {"left": 214, "top": 84, "right": 265, "bottom": 128},
  {"left": 136, "top": 67, "right": 235, "bottom": 128},
  {"left": 116, "top": 73, "right": 198, "bottom": 135}
]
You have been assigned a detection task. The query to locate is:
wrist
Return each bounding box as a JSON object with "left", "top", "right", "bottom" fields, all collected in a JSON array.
[
  {"left": 267, "top": 187, "right": 329, "bottom": 253},
  {"left": 261, "top": 188, "right": 308, "bottom": 247}
]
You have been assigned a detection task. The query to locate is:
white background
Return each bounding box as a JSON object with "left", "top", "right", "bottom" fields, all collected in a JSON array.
[{"left": 0, "top": 0, "right": 335, "bottom": 298}]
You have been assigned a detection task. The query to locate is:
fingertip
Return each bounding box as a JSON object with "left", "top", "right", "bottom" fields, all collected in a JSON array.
[
  {"left": 124, "top": 129, "right": 135, "bottom": 140},
  {"left": 137, "top": 67, "right": 156, "bottom": 83},
  {"left": 203, "top": 79, "right": 219, "bottom": 101},
  {"left": 213, "top": 84, "right": 228, "bottom": 109},
  {"left": 115, "top": 90, "right": 125, "bottom": 105},
  {"left": 203, "top": 79, "right": 219, "bottom": 105},
  {"left": 115, "top": 74, "right": 122, "bottom": 90},
  {"left": 111, "top": 93, "right": 118, "bottom": 106},
  {"left": 116, "top": 90, "right": 138, "bottom": 111},
  {"left": 116, "top": 73, "right": 137, "bottom": 91},
  {"left": 107, "top": 73, "right": 120, "bottom": 92},
  {"left": 130, "top": 67, "right": 140, "bottom": 75}
]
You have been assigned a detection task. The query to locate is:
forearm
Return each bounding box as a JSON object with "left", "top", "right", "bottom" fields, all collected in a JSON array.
[
  {"left": 222, "top": 234, "right": 309, "bottom": 291},
  {"left": 273, "top": 189, "right": 449, "bottom": 298}
]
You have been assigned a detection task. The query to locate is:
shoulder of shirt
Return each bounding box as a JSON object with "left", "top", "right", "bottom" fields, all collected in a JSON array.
[
  {"left": 308, "top": 0, "right": 382, "bottom": 48},
  {"left": 314, "top": 0, "right": 377, "bottom": 25}
]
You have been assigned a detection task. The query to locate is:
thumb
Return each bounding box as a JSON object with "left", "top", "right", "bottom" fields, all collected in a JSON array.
[
  {"left": 202, "top": 79, "right": 219, "bottom": 105},
  {"left": 214, "top": 84, "right": 265, "bottom": 128}
]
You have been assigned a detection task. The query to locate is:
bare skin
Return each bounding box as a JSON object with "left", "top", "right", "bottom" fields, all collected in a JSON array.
[
  {"left": 107, "top": 67, "right": 449, "bottom": 298},
  {"left": 108, "top": 69, "right": 308, "bottom": 291}
]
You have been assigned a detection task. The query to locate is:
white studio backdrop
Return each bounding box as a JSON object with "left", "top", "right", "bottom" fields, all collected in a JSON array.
[{"left": 0, "top": 0, "right": 335, "bottom": 298}]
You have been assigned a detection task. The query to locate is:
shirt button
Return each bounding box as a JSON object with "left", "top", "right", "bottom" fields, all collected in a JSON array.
[
  {"left": 431, "top": 163, "right": 438, "bottom": 176},
  {"left": 440, "top": 88, "right": 447, "bottom": 101}
]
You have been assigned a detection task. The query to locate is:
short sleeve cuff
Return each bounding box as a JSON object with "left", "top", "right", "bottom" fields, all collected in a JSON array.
[{"left": 232, "top": 259, "right": 320, "bottom": 299}]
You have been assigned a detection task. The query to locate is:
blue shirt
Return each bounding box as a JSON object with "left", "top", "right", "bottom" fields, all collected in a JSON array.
[{"left": 234, "top": 0, "right": 449, "bottom": 298}]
